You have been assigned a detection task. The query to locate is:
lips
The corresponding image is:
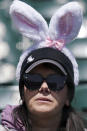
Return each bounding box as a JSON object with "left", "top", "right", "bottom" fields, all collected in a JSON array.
[{"left": 36, "top": 97, "right": 52, "bottom": 102}]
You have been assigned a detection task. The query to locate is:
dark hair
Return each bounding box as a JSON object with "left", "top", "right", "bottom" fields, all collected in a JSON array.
[{"left": 12, "top": 63, "right": 85, "bottom": 131}]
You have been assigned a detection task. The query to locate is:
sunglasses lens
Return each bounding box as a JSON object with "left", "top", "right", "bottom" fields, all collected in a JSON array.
[
  {"left": 47, "top": 75, "right": 66, "bottom": 91},
  {"left": 23, "top": 74, "right": 43, "bottom": 90}
]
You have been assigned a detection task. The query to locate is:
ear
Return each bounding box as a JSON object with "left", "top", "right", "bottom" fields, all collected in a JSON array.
[
  {"left": 49, "top": 2, "right": 83, "bottom": 44},
  {"left": 10, "top": 0, "right": 48, "bottom": 43}
]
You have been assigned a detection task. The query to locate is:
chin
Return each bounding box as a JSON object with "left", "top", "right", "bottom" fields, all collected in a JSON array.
[{"left": 29, "top": 104, "right": 58, "bottom": 117}]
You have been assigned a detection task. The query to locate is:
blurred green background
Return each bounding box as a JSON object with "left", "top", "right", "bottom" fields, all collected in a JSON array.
[{"left": 0, "top": 0, "right": 87, "bottom": 123}]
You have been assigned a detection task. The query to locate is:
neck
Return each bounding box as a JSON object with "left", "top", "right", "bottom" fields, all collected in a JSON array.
[{"left": 30, "top": 113, "right": 62, "bottom": 131}]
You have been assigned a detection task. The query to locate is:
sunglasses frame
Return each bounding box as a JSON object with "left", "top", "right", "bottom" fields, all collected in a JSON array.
[{"left": 23, "top": 73, "right": 67, "bottom": 91}]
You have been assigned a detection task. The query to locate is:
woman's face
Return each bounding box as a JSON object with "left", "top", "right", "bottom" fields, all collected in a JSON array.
[{"left": 23, "top": 64, "right": 69, "bottom": 118}]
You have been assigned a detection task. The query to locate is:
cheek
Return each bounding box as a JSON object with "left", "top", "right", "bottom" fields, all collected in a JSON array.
[
  {"left": 52, "top": 86, "right": 68, "bottom": 110},
  {"left": 23, "top": 86, "right": 37, "bottom": 110}
]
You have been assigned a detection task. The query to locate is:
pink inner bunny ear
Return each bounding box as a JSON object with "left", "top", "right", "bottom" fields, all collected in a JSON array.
[
  {"left": 10, "top": 0, "right": 48, "bottom": 42},
  {"left": 58, "top": 12, "right": 73, "bottom": 36},
  {"left": 49, "top": 2, "right": 83, "bottom": 44},
  {"left": 14, "top": 12, "right": 39, "bottom": 30}
]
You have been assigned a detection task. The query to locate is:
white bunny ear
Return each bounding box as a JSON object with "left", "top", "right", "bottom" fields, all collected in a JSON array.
[
  {"left": 10, "top": 0, "right": 48, "bottom": 43},
  {"left": 49, "top": 2, "right": 83, "bottom": 44}
]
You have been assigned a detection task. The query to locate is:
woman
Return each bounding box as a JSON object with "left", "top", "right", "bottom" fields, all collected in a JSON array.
[{"left": 0, "top": 0, "right": 87, "bottom": 131}]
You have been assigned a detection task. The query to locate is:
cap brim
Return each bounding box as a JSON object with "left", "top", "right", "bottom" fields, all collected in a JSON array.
[{"left": 25, "top": 59, "right": 67, "bottom": 75}]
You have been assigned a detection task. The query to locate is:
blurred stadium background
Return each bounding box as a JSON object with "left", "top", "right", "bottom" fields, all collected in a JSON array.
[{"left": 0, "top": 0, "right": 87, "bottom": 124}]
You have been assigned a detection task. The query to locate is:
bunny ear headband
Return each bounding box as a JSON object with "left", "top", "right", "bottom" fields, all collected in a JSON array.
[{"left": 10, "top": 0, "right": 83, "bottom": 86}]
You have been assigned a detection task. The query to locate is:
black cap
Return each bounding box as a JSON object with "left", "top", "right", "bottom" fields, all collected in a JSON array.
[{"left": 20, "top": 47, "right": 74, "bottom": 88}]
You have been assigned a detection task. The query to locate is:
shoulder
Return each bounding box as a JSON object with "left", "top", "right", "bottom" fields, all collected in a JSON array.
[
  {"left": 1, "top": 105, "right": 24, "bottom": 131},
  {"left": 1, "top": 105, "right": 18, "bottom": 130},
  {"left": 1, "top": 105, "right": 17, "bottom": 124}
]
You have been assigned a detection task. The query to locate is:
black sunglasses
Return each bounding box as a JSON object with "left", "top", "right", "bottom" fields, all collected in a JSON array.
[{"left": 23, "top": 73, "right": 67, "bottom": 91}]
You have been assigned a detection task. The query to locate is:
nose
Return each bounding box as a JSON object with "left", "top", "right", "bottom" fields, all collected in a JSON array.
[{"left": 39, "top": 81, "right": 51, "bottom": 94}]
